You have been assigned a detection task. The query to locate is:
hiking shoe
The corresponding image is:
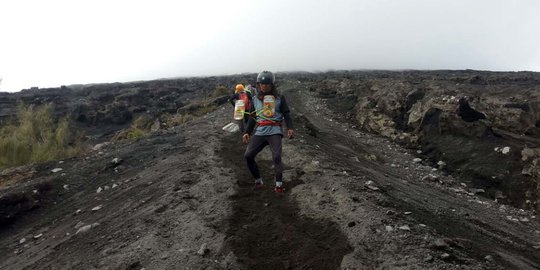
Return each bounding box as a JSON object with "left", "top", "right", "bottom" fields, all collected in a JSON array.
[
  {"left": 253, "top": 182, "right": 265, "bottom": 190},
  {"left": 274, "top": 186, "right": 285, "bottom": 194}
]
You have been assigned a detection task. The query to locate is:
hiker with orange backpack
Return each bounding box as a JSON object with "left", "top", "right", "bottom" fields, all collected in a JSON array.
[
  {"left": 228, "top": 84, "right": 253, "bottom": 133},
  {"left": 242, "top": 71, "right": 294, "bottom": 193}
]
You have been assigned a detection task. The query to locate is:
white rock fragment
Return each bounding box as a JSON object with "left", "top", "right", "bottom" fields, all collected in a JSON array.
[
  {"left": 58, "top": 161, "right": 64, "bottom": 164},
  {"left": 398, "top": 225, "right": 411, "bottom": 231},
  {"left": 519, "top": 217, "right": 530, "bottom": 223},
  {"left": 404, "top": 212, "right": 412, "bottom": 215},
  {"left": 76, "top": 223, "right": 100, "bottom": 234},
  {"left": 112, "top": 184, "right": 118, "bottom": 189},
  {"left": 92, "top": 142, "right": 111, "bottom": 151},
  {"left": 63, "top": 184, "right": 69, "bottom": 190},
  {"left": 91, "top": 205, "right": 103, "bottom": 211},
  {"left": 34, "top": 233, "right": 43, "bottom": 239},
  {"left": 111, "top": 158, "right": 123, "bottom": 165},
  {"left": 74, "top": 221, "right": 85, "bottom": 229},
  {"left": 385, "top": 226, "right": 394, "bottom": 232},
  {"left": 96, "top": 187, "right": 103, "bottom": 193},
  {"left": 502, "top": 147, "right": 510, "bottom": 154},
  {"left": 413, "top": 158, "right": 422, "bottom": 163},
  {"left": 104, "top": 185, "right": 110, "bottom": 190},
  {"left": 197, "top": 243, "right": 209, "bottom": 256},
  {"left": 51, "top": 168, "right": 63, "bottom": 173},
  {"left": 19, "top": 238, "right": 26, "bottom": 244}
]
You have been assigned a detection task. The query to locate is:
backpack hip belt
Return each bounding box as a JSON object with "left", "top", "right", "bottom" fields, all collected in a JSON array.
[{"left": 257, "top": 120, "right": 282, "bottom": 126}]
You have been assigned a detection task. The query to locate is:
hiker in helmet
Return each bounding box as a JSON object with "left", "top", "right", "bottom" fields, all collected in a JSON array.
[
  {"left": 243, "top": 71, "right": 294, "bottom": 193},
  {"left": 228, "top": 83, "right": 253, "bottom": 133}
]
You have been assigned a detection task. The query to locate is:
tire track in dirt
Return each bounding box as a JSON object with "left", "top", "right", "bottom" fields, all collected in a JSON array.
[{"left": 219, "top": 133, "right": 351, "bottom": 270}]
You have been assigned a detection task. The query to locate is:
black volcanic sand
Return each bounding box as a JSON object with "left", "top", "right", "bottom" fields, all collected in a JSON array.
[{"left": 219, "top": 134, "right": 352, "bottom": 270}]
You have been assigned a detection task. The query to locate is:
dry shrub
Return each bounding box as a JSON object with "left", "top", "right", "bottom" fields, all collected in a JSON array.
[{"left": 0, "top": 103, "right": 85, "bottom": 169}]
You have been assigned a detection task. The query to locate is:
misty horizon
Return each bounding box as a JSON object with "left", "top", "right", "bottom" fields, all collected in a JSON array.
[{"left": 1, "top": 0, "right": 539, "bottom": 92}]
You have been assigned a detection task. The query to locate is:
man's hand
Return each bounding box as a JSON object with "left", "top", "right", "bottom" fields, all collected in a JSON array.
[
  {"left": 287, "top": 129, "right": 295, "bottom": 139},
  {"left": 242, "top": 133, "right": 250, "bottom": 144}
]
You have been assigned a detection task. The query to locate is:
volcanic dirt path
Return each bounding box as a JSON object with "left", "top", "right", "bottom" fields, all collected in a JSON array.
[{"left": 218, "top": 134, "right": 351, "bottom": 269}]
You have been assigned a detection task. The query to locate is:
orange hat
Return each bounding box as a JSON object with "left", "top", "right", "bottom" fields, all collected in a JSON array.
[{"left": 235, "top": 84, "right": 244, "bottom": 93}]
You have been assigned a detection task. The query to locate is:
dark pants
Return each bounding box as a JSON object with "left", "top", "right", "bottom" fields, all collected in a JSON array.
[{"left": 244, "top": 134, "right": 283, "bottom": 182}]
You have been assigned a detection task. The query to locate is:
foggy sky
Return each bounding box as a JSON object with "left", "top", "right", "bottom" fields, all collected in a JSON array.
[{"left": 1, "top": 0, "right": 539, "bottom": 92}]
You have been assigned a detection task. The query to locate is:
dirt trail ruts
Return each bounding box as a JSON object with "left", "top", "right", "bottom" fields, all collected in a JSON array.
[
  {"left": 219, "top": 132, "right": 351, "bottom": 269},
  {"left": 285, "top": 82, "right": 540, "bottom": 269}
]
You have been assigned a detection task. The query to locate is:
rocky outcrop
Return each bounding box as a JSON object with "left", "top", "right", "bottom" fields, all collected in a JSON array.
[{"left": 299, "top": 70, "right": 540, "bottom": 210}]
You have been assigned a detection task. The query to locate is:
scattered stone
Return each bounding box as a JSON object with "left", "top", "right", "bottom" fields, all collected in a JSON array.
[
  {"left": 521, "top": 148, "right": 536, "bottom": 161},
  {"left": 437, "top": 161, "right": 446, "bottom": 168},
  {"left": 92, "top": 142, "right": 111, "bottom": 151},
  {"left": 160, "top": 254, "right": 169, "bottom": 260},
  {"left": 533, "top": 245, "right": 540, "bottom": 250},
  {"left": 413, "top": 158, "right": 422, "bottom": 163},
  {"left": 404, "top": 212, "right": 412, "bottom": 215},
  {"left": 76, "top": 223, "right": 100, "bottom": 234},
  {"left": 51, "top": 168, "right": 63, "bottom": 173},
  {"left": 58, "top": 160, "right": 64, "bottom": 164},
  {"left": 385, "top": 226, "right": 394, "bottom": 232},
  {"left": 422, "top": 174, "right": 439, "bottom": 181},
  {"left": 440, "top": 253, "right": 451, "bottom": 260},
  {"left": 104, "top": 185, "right": 110, "bottom": 190},
  {"left": 502, "top": 147, "right": 511, "bottom": 155},
  {"left": 434, "top": 239, "right": 449, "bottom": 249},
  {"left": 390, "top": 164, "right": 397, "bottom": 168},
  {"left": 264, "top": 203, "right": 270, "bottom": 207},
  {"left": 417, "top": 150, "right": 422, "bottom": 154},
  {"left": 112, "top": 158, "right": 123, "bottom": 166},
  {"left": 63, "top": 184, "right": 69, "bottom": 190},
  {"left": 74, "top": 209, "right": 82, "bottom": 215},
  {"left": 419, "top": 224, "right": 427, "bottom": 227},
  {"left": 365, "top": 180, "right": 380, "bottom": 191},
  {"left": 398, "top": 225, "right": 411, "bottom": 231},
  {"left": 197, "top": 243, "right": 209, "bottom": 256},
  {"left": 519, "top": 217, "right": 530, "bottom": 223},
  {"left": 112, "top": 184, "right": 118, "bottom": 189},
  {"left": 92, "top": 205, "right": 103, "bottom": 212},
  {"left": 424, "top": 255, "right": 434, "bottom": 262},
  {"left": 469, "top": 188, "right": 485, "bottom": 194},
  {"left": 74, "top": 221, "right": 85, "bottom": 229},
  {"left": 19, "top": 238, "right": 26, "bottom": 244},
  {"left": 33, "top": 233, "right": 43, "bottom": 239},
  {"left": 96, "top": 187, "right": 103, "bottom": 193},
  {"left": 347, "top": 221, "right": 356, "bottom": 227},
  {"left": 485, "top": 255, "right": 494, "bottom": 262}
]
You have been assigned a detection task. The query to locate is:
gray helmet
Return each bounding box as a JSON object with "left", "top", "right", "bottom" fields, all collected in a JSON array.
[{"left": 256, "top": 71, "right": 275, "bottom": 85}]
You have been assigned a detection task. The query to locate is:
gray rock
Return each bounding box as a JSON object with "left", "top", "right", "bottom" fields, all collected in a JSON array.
[
  {"left": 434, "top": 239, "right": 449, "bottom": 249},
  {"left": 74, "top": 221, "right": 85, "bottom": 229},
  {"left": 424, "top": 255, "right": 434, "bottom": 262},
  {"left": 398, "top": 225, "right": 411, "bottom": 231},
  {"left": 51, "top": 168, "right": 63, "bottom": 173},
  {"left": 485, "top": 255, "right": 494, "bottom": 262},
  {"left": 413, "top": 158, "right": 422, "bottom": 163},
  {"left": 440, "top": 253, "right": 451, "bottom": 260},
  {"left": 197, "top": 243, "right": 209, "bottom": 256}
]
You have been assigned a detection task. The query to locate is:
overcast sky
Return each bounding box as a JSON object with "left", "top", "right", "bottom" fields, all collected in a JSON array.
[{"left": 1, "top": 0, "right": 539, "bottom": 92}]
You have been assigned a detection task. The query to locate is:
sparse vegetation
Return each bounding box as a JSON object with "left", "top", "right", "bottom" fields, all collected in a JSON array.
[
  {"left": 162, "top": 113, "right": 193, "bottom": 126},
  {"left": 0, "top": 103, "right": 85, "bottom": 169},
  {"left": 210, "top": 85, "right": 230, "bottom": 98}
]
